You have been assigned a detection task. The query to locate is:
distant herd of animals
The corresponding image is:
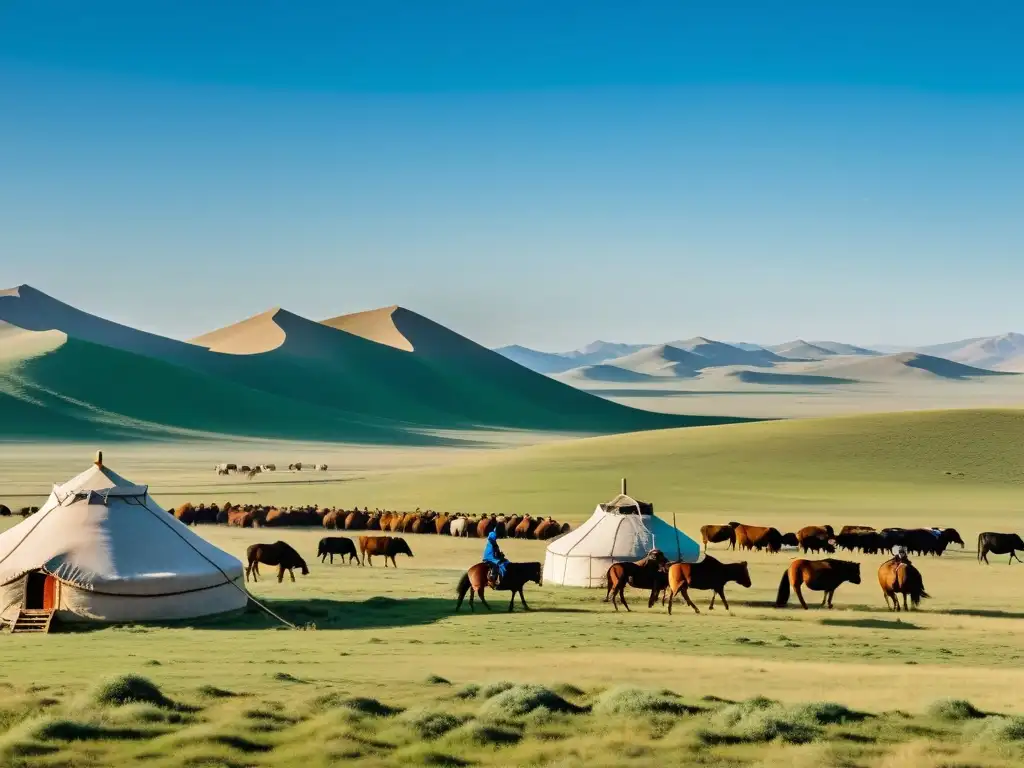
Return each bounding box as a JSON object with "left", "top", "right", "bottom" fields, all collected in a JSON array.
[
  {"left": 700, "top": 522, "right": 975, "bottom": 557},
  {"left": 214, "top": 463, "right": 327, "bottom": 480},
  {"left": 168, "top": 501, "right": 570, "bottom": 540}
]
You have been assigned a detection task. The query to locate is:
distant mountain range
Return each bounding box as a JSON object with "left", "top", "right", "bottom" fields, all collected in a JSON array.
[{"left": 496, "top": 333, "right": 1024, "bottom": 382}]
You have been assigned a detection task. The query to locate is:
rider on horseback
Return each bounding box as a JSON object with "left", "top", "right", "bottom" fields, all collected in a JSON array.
[
  {"left": 890, "top": 544, "right": 911, "bottom": 567},
  {"left": 483, "top": 530, "right": 508, "bottom": 587}
]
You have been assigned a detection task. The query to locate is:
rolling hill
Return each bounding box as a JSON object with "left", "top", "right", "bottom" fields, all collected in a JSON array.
[
  {"left": 668, "top": 337, "right": 785, "bottom": 367},
  {"left": 810, "top": 352, "right": 1015, "bottom": 382},
  {"left": 0, "top": 285, "right": 740, "bottom": 441},
  {"left": 334, "top": 409, "right": 1024, "bottom": 515},
  {"left": 918, "top": 333, "right": 1024, "bottom": 372}
]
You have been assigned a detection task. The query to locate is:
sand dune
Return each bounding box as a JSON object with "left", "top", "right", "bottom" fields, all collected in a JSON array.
[
  {"left": 810, "top": 340, "right": 879, "bottom": 356},
  {"left": 188, "top": 308, "right": 288, "bottom": 354},
  {"left": 919, "top": 332, "right": 1024, "bottom": 371},
  {"left": 768, "top": 340, "right": 837, "bottom": 359},
  {"left": 555, "top": 364, "right": 656, "bottom": 383},
  {"left": 321, "top": 305, "right": 414, "bottom": 352},
  {"left": 0, "top": 322, "right": 66, "bottom": 364},
  {"left": 601, "top": 343, "right": 704, "bottom": 377},
  {"left": 811, "top": 352, "right": 1013, "bottom": 381},
  {"left": 671, "top": 336, "right": 784, "bottom": 367}
]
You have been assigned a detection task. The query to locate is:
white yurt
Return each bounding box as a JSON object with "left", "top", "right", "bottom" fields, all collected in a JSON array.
[
  {"left": 0, "top": 453, "right": 248, "bottom": 624},
  {"left": 543, "top": 480, "right": 700, "bottom": 587}
]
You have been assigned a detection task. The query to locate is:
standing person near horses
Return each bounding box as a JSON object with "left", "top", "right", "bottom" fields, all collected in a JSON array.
[{"left": 483, "top": 530, "right": 508, "bottom": 586}]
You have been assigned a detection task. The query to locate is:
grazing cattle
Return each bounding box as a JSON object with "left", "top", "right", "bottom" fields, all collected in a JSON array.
[
  {"left": 476, "top": 516, "right": 495, "bottom": 538},
  {"left": 359, "top": 536, "right": 414, "bottom": 567},
  {"left": 903, "top": 528, "right": 962, "bottom": 557},
  {"left": 192, "top": 504, "right": 220, "bottom": 525},
  {"left": 514, "top": 516, "right": 538, "bottom": 539},
  {"left": 18, "top": 507, "right": 38, "bottom": 517},
  {"left": 388, "top": 514, "right": 405, "bottom": 533},
  {"left": 245, "top": 542, "right": 309, "bottom": 583},
  {"left": 796, "top": 525, "right": 834, "bottom": 549},
  {"left": 533, "top": 519, "right": 559, "bottom": 540},
  {"left": 735, "top": 525, "right": 783, "bottom": 553},
  {"left": 837, "top": 531, "right": 883, "bottom": 554},
  {"left": 878, "top": 559, "right": 929, "bottom": 611},
  {"left": 604, "top": 550, "right": 669, "bottom": 612},
  {"left": 288, "top": 462, "right": 303, "bottom": 471},
  {"left": 174, "top": 503, "right": 196, "bottom": 526},
  {"left": 228, "top": 509, "right": 256, "bottom": 527},
  {"left": 345, "top": 511, "right": 368, "bottom": 530},
  {"left": 781, "top": 532, "right": 799, "bottom": 548},
  {"left": 0, "top": 505, "right": 10, "bottom": 517},
  {"left": 776, "top": 558, "right": 861, "bottom": 610},
  {"left": 224, "top": 463, "right": 237, "bottom": 472},
  {"left": 938, "top": 528, "right": 965, "bottom": 549},
  {"left": 799, "top": 535, "right": 836, "bottom": 554},
  {"left": 665, "top": 556, "right": 752, "bottom": 614},
  {"left": 411, "top": 516, "right": 433, "bottom": 534},
  {"left": 217, "top": 468, "right": 230, "bottom": 476},
  {"left": 315, "top": 464, "right": 328, "bottom": 472},
  {"left": 840, "top": 525, "right": 875, "bottom": 536},
  {"left": 260, "top": 464, "right": 276, "bottom": 472},
  {"left": 977, "top": 532, "right": 1024, "bottom": 565},
  {"left": 246, "top": 468, "right": 260, "bottom": 480},
  {"left": 318, "top": 537, "right": 361, "bottom": 565},
  {"left": 456, "top": 561, "right": 543, "bottom": 613},
  {"left": 367, "top": 515, "right": 382, "bottom": 531},
  {"left": 239, "top": 466, "right": 251, "bottom": 474},
  {"left": 449, "top": 517, "right": 471, "bottom": 537},
  {"left": 879, "top": 528, "right": 907, "bottom": 549},
  {"left": 322, "top": 510, "right": 342, "bottom": 529},
  {"left": 504, "top": 516, "right": 521, "bottom": 538},
  {"left": 700, "top": 523, "right": 738, "bottom": 552}
]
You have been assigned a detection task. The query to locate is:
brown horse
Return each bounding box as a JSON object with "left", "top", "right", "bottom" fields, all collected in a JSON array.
[
  {"left": 878, "top": 559, "right": 929, "bottom": 611},
  {"left": 665, "top": 556, "right": 752, "bottom": 615},
  {"left": 775, "top": 558, "right": 861, "bottom": 610},
  {"left": 455, "top": 561, "right": 542, "bottom": 612},
  {"left": 604, "top": 550, "right": 668, "bottom": 612},
  {"left": 245, "top": 541, "right": 309, "bottom": 583}
]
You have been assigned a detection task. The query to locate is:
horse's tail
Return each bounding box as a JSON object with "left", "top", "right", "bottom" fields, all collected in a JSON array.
[
  {"left": 603, "top": 568, "right": 613, "bottom": 602},
  {"left": 456, "top": 572, "right": 471, "bottom": 600},
  {"left": 977, "top": 533, "right": 984, "bottom": 562},
  {"left": 775, "top": 570, "right": 790, "bottom": 608}
]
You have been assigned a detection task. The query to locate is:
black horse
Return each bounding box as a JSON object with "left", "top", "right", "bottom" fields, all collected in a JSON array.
[{"left": 456, "top": 561, "right": 543, "bottom": 612}]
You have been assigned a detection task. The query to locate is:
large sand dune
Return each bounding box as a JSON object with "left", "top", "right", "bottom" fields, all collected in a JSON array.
[
  {"left": 188, "top": 308, "right": 288, "bottom": 354},
  {"left": 321, "top": 305, "right": 415, "bottom": 352}
]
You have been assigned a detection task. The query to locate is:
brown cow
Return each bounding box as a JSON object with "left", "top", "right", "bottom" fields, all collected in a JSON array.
[
  {"left": 840, "top": 525, "right": 875, "bottom": 536},
  {"left": 174, "top": 503, "right": 196, "bottom": 526},
  {"left": 358, "top": 536, "right": 415, "bottom": 567},
  {"left": 796, "top": 525, "right": 835, "bottom": 549},
  {"left": 228, "top": 509, "right": 255, "bottom": 527},
  {"left": 700, "top": 523, "right": 738, "bottom": 552},
  {"left": 245, "top": 542, "right": 308, "bottom": 583},
  {"left": 435, "top": 514, "right": 452, "bottom": 535},
  {"left": 735, "top": 525, "right": 783, "bottom": 553}
]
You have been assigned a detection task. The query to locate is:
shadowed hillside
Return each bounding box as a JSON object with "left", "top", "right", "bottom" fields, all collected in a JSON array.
[
  {"left": 814, "top": 352, "right": 1014, "bottom": 381},
  {"left": 338, "top": 410, "right": 1024, "bottom": 513}
]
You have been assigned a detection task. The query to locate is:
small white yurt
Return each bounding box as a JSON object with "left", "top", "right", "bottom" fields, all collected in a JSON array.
[
  {"left": 544, "top": 480, "right": 700, "bottom": 587},
  {"left": 0, "top": 453, "right": 248, "bottom": 624}
]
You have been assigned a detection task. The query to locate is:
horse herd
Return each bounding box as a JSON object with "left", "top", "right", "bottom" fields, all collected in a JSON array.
[
  {"left": 700, "top": 522, "right": 969, "bottom": 556},
  {"left": 214, "top": 463, "right": 328, "bottom": 479},
  {"left": 170, "top": 502, "right": 570, "bottom": 540},
  {"left": 244, "top": 536, "right": 417, "bottom": 582}
]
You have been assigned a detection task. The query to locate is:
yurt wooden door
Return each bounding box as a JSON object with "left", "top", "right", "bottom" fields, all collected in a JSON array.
[{"left": 42, "top": 575, "right": 57, "bottom": 611}]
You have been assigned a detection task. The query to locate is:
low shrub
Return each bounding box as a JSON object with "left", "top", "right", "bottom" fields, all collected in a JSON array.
[
  {"left": 424, "top": 675, "right": 451, "bottom": 687},
  {"left": 90, "top": 675, "right": 171, "bottom": 709},
  {"left": 478, "top": 685, "right": 582, "bottom": 719},
  {"left": 788, "top": 702, "right": 868, "bottom": 725},
  {"left": 965, "top": 716, "right": 1024, "bottom": 743},
  {"left": 455, "top": 721, "right": 522, "bottom": 746},
  {"left": 592, "top": 687, "right": 694, "bottom": 717},
  {"left": 479, "top": 682, "right": 515, "bottom": 699},
  {"left": 403, "top": 710, "right": 467, "bottom": 740},
  {"left": 927, "top": 699, "right": 984, "bottom": 722}
]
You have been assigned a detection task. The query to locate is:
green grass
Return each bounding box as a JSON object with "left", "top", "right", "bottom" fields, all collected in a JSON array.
[{"left": 3, "top": 410, "right": 1024, "bottom": 765}]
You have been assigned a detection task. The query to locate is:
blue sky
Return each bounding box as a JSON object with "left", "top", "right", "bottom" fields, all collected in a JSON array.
[{"left": 2, "top": 2, "right": 1022, "bottom": 350}]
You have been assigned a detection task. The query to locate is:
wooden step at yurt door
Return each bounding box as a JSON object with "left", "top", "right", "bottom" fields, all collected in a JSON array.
[{"left": 10, "top": 609, "right": 54, "bottom": 634}]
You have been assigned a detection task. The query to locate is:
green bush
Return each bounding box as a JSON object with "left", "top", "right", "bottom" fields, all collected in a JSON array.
[
  {"left": 927, "top": 698, "right": 984, "bottom": 721},
  {"left": 90, "top": 675, "right": 171, "bottom": 708},
  {"left": 966, "top": 716, "right": 1024, "bottom": 743},
  {"left": 788, "top": 702, "right": 867, "bottom": 725},
  {"left": 478, "top": 685, "right": 582, "bottom": 719},
  {"left": 592, "top": 687, "right": 693, "bottom": 716},
  {"left": 479, "top": 682, "right": 515, "bottom": 699},
  {"left": 424, "top": 675, "right": 452, "bottom": 686},
  {"left": 403, "top": 710, "right": 466, "bottom": 740},
  {"left": 455, "top": 721, "right": 522, "bottom": 746}
]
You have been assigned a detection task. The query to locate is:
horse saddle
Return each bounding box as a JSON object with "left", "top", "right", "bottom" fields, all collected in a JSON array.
[{"left": 487, "top": 565, "right": 501, "bottom": 587}]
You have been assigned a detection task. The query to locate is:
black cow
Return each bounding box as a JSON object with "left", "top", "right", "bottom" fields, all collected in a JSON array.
[
  {"left": 978, "top": 532, "right": 1024, "bottom": 565},
  {"left": 317, "top": 536, "right": 361, "bottom": 565}
]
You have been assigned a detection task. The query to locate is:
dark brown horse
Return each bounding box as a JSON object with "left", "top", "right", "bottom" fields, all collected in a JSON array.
[
  {"left": 455, "top": 561, "right": 542, "bottom": 612},
  {"left": 775, "top": 558, "right": 861, "bottom": 610},
  {"left": 665, "top": 556, "right": 752, "bottom": 614},
  {"left": 245, "top": 541, "right": 309, "bottom": 583},
  {"left": 604, "top": 550, "right": 668, "bottom": 612},
  {"left": 878, "top": 558, "right": 929, "bottom": 611}
]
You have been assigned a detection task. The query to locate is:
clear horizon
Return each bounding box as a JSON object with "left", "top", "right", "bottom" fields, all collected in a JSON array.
[{"left": 3, "top": 3, "right": 1022, "bottom": 349}]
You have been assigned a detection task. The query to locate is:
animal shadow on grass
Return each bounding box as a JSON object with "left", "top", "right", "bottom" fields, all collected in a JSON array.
[
  {"left": 943, "top": 609, "right": 1024, "bottom": 620},
  {"left": 819, "top": 618, "right": 921, "bottom": 631}
]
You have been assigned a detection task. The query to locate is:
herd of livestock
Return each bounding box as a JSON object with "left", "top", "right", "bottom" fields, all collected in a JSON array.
[{"left": 170, "top": 501, "right": 571, "bottom": 540}]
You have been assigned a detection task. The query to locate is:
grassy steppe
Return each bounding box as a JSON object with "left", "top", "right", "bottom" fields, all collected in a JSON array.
[{"left": 2, "top": 410, "right": 1024, "bottom": 766}]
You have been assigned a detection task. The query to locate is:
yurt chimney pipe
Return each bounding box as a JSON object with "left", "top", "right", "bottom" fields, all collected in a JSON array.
[
  {"left": 95, "top": 450, "right": 103, "bottom": 468},
  {"left": 621, "top": 477, "right": 627, "bottom": 496}
]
